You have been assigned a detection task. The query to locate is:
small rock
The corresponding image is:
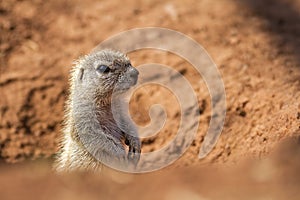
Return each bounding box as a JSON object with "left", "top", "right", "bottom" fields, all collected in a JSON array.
[
  {"left": 164, "top": 3, "right": 178, "bottom": 21},
  {"left": 229, "top": 37, "right": 240, "bottom": 45}
]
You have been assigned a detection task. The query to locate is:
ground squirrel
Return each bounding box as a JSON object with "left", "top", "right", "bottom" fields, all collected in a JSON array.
[{"left": 55, "top": 49, "right": 141, "bottom": 172}]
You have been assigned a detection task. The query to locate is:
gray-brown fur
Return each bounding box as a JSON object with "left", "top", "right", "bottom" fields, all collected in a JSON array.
[{"left": 54, "top": 49, "right": 141, "bottom": 172}]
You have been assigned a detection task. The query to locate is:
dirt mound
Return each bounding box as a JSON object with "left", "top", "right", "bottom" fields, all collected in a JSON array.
[{"left": 0, "top": 139, "right": 300, "bottom": 200}]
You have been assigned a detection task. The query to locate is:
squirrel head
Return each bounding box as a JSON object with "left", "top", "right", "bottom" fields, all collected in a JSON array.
[{"left": 73, "top": 49, "right": 139, "bottom": 101}]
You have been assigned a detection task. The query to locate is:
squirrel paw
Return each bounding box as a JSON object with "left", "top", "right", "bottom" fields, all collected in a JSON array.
[{"left": 125, "top": 134, "right": 141, "bottom": 166}]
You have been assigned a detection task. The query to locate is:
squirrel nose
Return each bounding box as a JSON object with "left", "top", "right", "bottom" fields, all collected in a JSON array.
[{"left": 129, "top": 67, "right": 139, "bottom": 77}]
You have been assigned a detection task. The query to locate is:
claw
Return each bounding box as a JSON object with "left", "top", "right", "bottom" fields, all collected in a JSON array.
[{"left": 124, "top": 134, "right": 141, "bottom": 167}]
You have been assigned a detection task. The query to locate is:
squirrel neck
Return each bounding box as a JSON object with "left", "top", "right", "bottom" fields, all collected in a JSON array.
[
  {"left": 72, "top": 89, "right": 125, "bottom": 140},
  {"left": 73, "top": 90, "right": 113, "bottom": 114}
]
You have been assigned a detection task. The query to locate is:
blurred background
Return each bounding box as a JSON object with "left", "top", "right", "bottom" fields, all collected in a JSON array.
[{"left": 0, "top": 0, "right": 300, "bottom": 199}]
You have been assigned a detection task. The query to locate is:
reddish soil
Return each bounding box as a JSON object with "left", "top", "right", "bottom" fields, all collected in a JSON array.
[{"left": 0, "top": 0, "right": 300, "bottom": 199}]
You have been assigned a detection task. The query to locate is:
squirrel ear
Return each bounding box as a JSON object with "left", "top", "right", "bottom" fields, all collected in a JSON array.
[{"left": 78, "top": 68, "right": 84, "bottom": 81}]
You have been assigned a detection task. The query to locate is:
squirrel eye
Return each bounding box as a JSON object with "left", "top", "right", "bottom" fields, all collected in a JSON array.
[{"left": 97, "top": 65, "right": 110, "bottom": 73}]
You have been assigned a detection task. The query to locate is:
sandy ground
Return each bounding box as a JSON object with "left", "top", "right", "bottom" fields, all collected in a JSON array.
[{"left": 0, "top": 0, "right": 300, "bottom": 199}]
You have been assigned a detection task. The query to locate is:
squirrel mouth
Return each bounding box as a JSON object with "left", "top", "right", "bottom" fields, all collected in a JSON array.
[
  {"left": 114, "top": 71, "right": 138, "bottom": 93},
  {"left": 132, "top": 77, "right": 138, "bottom": 86}
]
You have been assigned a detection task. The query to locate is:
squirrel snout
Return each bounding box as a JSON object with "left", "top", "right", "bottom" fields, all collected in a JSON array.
[
  {"left": 128, "top": 67, "right": 139, "bottom": 85},
  {"left": 129, "top": 67, "right": 139, "bottom": 78}
]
